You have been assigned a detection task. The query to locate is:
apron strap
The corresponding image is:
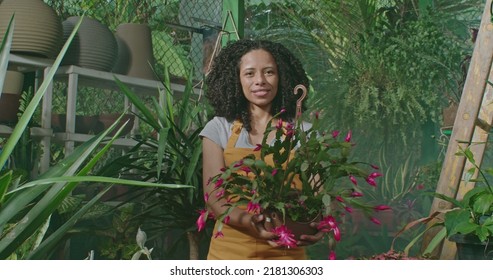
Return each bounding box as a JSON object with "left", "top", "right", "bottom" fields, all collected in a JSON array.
[{"left": 226, "top": 120, "right": 243, "bottom": 149}]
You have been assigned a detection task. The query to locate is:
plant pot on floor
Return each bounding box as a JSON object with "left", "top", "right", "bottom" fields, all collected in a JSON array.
[{"left": 449, "top": 234, "right": 493, "bottom": 260}]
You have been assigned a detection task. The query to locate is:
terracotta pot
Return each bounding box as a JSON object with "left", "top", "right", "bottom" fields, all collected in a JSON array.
[
  {"left": 0, "top": 0, "right": 63, "bottom": 58},
  {"left": 95, "top": 113, "right": 135, "bottom": 137},
  {"left": 263, "top": 209, "right": 320, "bottom": 241},
  {"left": 51, "top": 114, "right": 99, "bottom": 134},
  {"left": 0, "top": 93, "right": 20, "bottom": 124},
  {"left": 114, "top": 23, "right": 156, "bottom": 80},
  {"left": 0, "top": 70, "right": 24, "bottom": 124}
]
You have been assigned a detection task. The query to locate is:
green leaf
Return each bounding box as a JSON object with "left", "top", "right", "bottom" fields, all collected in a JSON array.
[
  {"left": 444, "top": 209, "right": 477, "bottom": 237},
  {"left": 0, "top": 15, "right": 14, "bottom": 103},
  {"left": 423, "top": 227, "right": 447, "bottom": 255},
  {"left": 0, "top": 171, "right": 12, "bottom": 205},
  {"left": 300, "top": 161, "right": 309, "bottom": 172},
  {"left": 322, "top": 194, "right": 332, "bottom": 207},
  {"left": 8, "top": 176, "right": 192, "bottom": 194},
  {"left": 26, "top": 187, "right": 110, "bottom": 259},
  {"left": 464, "top": 167, "right": 476, "bottom": 183},
  {"left": 473, "top": 193, "right": 493, "bottom": 215}
]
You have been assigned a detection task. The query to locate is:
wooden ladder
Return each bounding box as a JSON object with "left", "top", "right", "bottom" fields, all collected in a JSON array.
[{"left": 422, "top": 0, "right": 493, "bottom": 259}]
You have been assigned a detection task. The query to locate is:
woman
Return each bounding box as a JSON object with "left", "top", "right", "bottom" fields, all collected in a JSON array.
[{"left": 200, "top": 39, "right": 323, "bottom": 259}]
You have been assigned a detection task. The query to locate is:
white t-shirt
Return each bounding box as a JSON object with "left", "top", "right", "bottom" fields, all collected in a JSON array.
[{"left": 199, "top": 116, "right": 312, "bottom": 149}]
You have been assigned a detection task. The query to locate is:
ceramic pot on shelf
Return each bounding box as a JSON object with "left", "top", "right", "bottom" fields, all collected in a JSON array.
[
  {"left": 0, "top": 0, "right": 63, "bottom": 58},
  {"left": 0, "top": 70, "right": 24, "bottom": 124},
  {"left": 61, "top": 16, "right": 117, "bottom": 72},
  {"left": 114, "top": 23, "right": 156, "bottom": 80}
]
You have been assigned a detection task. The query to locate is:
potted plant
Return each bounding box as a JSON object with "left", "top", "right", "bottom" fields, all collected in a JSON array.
[
  {"left": 197, "top": 86, "right": 387, "bottom": 256},
  {"left": 400, "top": 143, "right": 493, "bottom": 259},
  {"left": 436, "top": 144, "right": 493, "bottom": 259}
]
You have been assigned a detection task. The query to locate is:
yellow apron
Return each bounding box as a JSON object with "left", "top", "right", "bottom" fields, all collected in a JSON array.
[{"left": 207, "top": 120, "right": 306, "bottom": 260}]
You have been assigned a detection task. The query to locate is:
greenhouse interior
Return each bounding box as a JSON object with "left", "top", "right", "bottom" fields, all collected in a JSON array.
[{"left": 0, "top": 0, "right": 491, "bottom": 260}]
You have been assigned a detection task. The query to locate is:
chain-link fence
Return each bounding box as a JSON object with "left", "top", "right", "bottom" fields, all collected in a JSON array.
[{"left": 43, "top": 0, "right": 222, "bottom": 82}]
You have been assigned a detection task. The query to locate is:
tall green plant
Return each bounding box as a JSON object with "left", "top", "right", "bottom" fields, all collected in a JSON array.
[{"left": 100, "top": 67, "right": 210, "bottom": 259}]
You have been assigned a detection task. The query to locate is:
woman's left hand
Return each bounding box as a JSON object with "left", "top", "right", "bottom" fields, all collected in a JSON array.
[{"left": 296, "top": 222, "right": 325, "bottom": 246}]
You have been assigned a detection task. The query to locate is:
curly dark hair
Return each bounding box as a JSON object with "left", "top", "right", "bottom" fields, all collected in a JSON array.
[{"left": 204, "top": 39, "right": 309, "bottom": 132}]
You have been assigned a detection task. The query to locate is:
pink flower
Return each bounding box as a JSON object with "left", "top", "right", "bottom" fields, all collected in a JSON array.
[
  {"left": 215, "top": 188, "right": 225, "bottom": 198},
  {"left": 371, "top": 164, "right": 380, "bottom": 170},
  {"left": 285, "top": 127, "right": 295, "bottom": 139},
  {"left": 196, "top": 209, "right": 208, "bottom": 232},
  {"left": 240, "top": 166, "right": 252, "bottom": 174},
  {"left": 351, "top": 191, "right": 363, "bottom": 197},
  {"left": 369, "top": 172, "right": 383, "bottom": 178},
  {"left": 254, "top": 144, "right": 262, "bottom": 151},
  {"left": 204, "top": 192, "right": 209, "bottom": 202},
  {"left": 365, "top": 177, "right": 377, "bottom": 187},
  {"left": 246, "top": 201, "right": 261, "bottom": 214},
  {"left": 336, "top": 196, "right": 344, "bottom": 202},
  {"left": 233, "top": 160, "right": 244, "bottom": 168},
  {"left": 214, "top": 178, "right": 224, "bottom": 189},
  {"left": 214, "top": 231, "right": 224, "bottom": 238},
  {"left": 224, "top": 215, "right": 231, "bottom": 224},
  {"left": 370, "top": 217, "right": 381, "bottom": 225},
  {"left": 349, "top": 175, "right": 358, "bottom": 186},
  {"left": 329, "top": 250, "right": 336, "bottom": 260},
  {"left": 344, "top": 206, "right": 353, "bottom": 213},
  {"left": 344, "top": 130, "right": 352, "bottom": 142},
  {"left": 332, "top": 130, "right": 340, "bottom": 138},
  {"left": 271, "top": 225, "right": 297, "bottom": 248},
  {"left": 271, "top": 168, "right": 278, "bottom": 176},
  {"left": 374, "top": 205, "right": 391, "bottom": 211},
  {"left": 276, "top": 118, "right": 283, "bottom": 129},
  {"left": 317, "top": 215, "right": 341, "bottom": 241},
  {"left": 315, "top": 111, "right": 320, "bottom": 119},
  {"left": 280, "top": 108, "right": 286, "bottom": 114},
  {"left": 416, "top": 184, "right": 425, "bottom": 190}
]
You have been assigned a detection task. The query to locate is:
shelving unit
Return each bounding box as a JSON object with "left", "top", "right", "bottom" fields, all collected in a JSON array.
[{"left": 4, "top": 54, "right": 196, "bottom": 174}]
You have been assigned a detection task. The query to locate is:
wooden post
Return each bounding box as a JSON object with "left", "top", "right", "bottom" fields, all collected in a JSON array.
[{"left": 421, "top": 0, "right": 493, "bottom": 259}]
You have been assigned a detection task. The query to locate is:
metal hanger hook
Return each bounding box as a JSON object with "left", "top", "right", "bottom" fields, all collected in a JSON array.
[{"left": 294, "top": 84, "right": 307, "bottom": 116}]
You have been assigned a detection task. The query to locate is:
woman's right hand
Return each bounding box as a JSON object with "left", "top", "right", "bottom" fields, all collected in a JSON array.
[{"left": 250, "top": 214, "right": 280, "bottom": 247}]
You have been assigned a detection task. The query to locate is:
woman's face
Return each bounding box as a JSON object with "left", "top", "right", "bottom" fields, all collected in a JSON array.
[{"left": 239, "top": 49, "right": 279, "bottom": 110}]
